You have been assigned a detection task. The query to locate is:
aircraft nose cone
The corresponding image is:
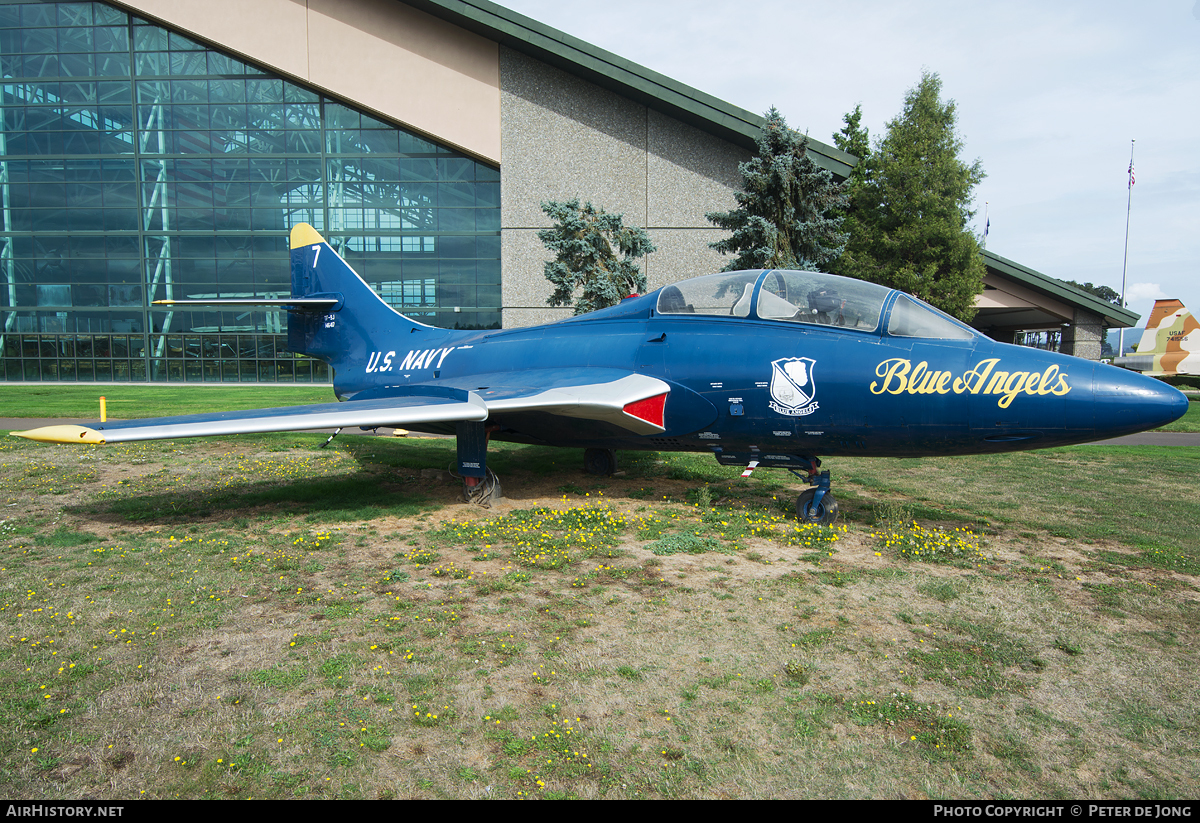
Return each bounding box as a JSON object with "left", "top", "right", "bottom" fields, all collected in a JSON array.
[{"left": 1093, "top": 365, "right": 1190, "bottom": 437}]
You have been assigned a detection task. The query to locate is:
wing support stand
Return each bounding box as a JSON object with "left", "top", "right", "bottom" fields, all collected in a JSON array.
[
  {"left": 454, "top": 421, "right": 502, "bottom": 506},
  {"left": 319, "top": 427, "right": 342, "bottom": 449}
]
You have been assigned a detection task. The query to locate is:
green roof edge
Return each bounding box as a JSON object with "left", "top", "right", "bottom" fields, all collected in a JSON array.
[
  {"left": 403, "top": 0, "right": 857, "bottom": 177},
  {"left": 983, "top": 249, "right": 1140, "bottom": 328}
]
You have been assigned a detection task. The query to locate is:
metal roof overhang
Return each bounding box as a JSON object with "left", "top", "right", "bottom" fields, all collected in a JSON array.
[{"left": 976, "top": 250, "right": 1140, "bottom": 331}]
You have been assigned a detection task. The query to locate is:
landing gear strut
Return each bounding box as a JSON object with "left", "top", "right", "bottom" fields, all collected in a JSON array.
[
  {"left": 790, "top": 460, "right": 838, "bottom": 526},
  {"left": 715, "top": 449, "right": 840, "bottom": 525},
  {"left": 455, "top": 421, "right": 502, "bottom": 506}
]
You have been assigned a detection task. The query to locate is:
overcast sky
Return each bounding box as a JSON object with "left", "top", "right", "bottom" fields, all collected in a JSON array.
[{"left": 499, "top": 0, "right": 1200, "bottom": 334}]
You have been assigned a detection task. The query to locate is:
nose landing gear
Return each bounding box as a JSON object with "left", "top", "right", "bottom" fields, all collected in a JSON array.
[
  {"left": 795, "top": 480, "right": 838, "bottom": 525},
  {"left": 715, "top": 449, "right": 840, "bottom": 526},
  {"left": 791, "top": 461, "right": 838, "bottom": 526}
]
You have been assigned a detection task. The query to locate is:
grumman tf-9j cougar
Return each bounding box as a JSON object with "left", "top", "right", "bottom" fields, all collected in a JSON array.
[{"left": 13, "top": 224, "right": 1189, "bottom": 521}]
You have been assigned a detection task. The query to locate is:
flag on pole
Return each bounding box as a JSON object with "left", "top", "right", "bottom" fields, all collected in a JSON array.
[{"left": 1128, "top": 161, "right": 1135, "bottom": 188}]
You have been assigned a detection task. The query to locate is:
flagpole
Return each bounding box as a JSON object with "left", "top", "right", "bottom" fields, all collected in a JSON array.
[
  {"left": 982, "top": 202, "right": 989, "bottom": 250},
  {"left": 1118, "top": 140, "right": 1135, "bottom": 357}
]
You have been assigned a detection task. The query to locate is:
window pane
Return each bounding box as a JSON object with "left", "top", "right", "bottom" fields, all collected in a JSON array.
[
  {"left": 0, "top": 0, "right": 500, "bottom": 383},
  {"left": 887, "top": 295, "right": 976, "bottom": 340}
]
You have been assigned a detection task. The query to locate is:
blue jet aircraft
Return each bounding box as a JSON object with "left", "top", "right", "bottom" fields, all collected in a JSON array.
[{"left": 12, "top": 223, "right": 1190, "bottom": 522}]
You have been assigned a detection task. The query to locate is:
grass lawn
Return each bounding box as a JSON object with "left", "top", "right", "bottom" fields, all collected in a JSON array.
[
  {"left": 1158, "top": 397, "right": 1200, "bottom": 432},
  {"left": 0, "top": 385, "right": 335, "bottom": 420},
  {"left": 1, "top": 430, "right": 1197, "bottom": 799}
]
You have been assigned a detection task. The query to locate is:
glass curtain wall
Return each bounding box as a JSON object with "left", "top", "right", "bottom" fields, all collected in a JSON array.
[{"left": 0, "top": 0, "right": 501, "bottom": 382}]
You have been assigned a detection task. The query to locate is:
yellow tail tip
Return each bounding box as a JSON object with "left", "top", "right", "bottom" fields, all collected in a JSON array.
[
  {"left": 290, "top": 223, "right": 326, "bottom": 249},
  {"left": 10, "top": 425, "right": 106, "bottom": 445}
]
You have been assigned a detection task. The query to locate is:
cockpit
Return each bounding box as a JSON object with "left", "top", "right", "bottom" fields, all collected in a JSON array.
[{"left": 655, "top": 270, "right": 977, "bottom": 340}]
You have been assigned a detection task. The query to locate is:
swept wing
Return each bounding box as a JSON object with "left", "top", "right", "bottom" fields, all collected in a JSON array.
[{"left": 10, "top": 370, "right": 670, "bottom": 445}]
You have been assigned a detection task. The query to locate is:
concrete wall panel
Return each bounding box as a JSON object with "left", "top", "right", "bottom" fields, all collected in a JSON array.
[
  {"left": 1065, "top": 308, "right": 1103, "bottom": 360},
  {"left": 499, "top": 48, "right": 746, "bottom": 326},
  {"left": 500, "top": 49, "right": 648, "bottom": 229},
  {"left": 647, "top": 110, "right": 746, "bottom": 228},
  {"left": 642, "top": 229, "right": 730, "bottom": 291},
  {"left": 501, "top": 229, "right": 571, "bottom": 328}
]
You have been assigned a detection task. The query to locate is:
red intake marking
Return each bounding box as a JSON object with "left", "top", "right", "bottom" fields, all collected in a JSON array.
[{"left": 623, "top": 393, "right": 667, "bottom": 428}]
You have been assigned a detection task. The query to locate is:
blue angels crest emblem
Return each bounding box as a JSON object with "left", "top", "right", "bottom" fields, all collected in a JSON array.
[{"left": 769, "top": 357, "right": 819, "bottom": 416}]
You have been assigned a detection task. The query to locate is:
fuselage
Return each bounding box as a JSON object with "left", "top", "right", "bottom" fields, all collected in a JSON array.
[{"left": 331, "top": 269, "right": 1189, "bottom": 459}]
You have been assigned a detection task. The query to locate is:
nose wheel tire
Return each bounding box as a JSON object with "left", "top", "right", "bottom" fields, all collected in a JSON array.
[{"left": 796, "top": 488, "right": 838, "bottom": 525}]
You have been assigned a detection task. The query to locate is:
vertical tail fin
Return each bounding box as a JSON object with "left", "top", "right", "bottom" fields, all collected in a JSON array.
[
  {"left": 287, "top": 223, "right": 438, "bottom": 371},
  {"left": 1129, "top": 299, "right": 1199, "bottom": 376}
]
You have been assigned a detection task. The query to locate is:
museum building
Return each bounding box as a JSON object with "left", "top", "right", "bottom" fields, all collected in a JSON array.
[{"left": 0, "top": 0, "right": 1137, "bottom": 383}]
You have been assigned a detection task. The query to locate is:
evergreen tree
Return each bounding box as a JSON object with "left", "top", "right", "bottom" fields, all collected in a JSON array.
[
  {"left": 707, "top": 107, "right": 847, "bottom": 272},
  {"left": 833, "top": 104, "right": 870, "bottom": 186},
  {"left": 831, "top": 104, "right": 871, "bottom": 245},
  {"left": 835, "top": 72, "right": 986, "bottom": 321},
  {"left": 539, "top": 198, "right": 656, "bottom": 315}
]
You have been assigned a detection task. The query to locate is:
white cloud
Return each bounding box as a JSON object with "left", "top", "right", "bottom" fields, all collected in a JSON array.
[{"left": 1126, "top": 283, "right": 1168, "bottom": 303}]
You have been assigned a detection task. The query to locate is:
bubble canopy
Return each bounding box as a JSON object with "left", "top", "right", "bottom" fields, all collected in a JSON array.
[{"left": 654, "top": 270, "right": 977, "bottom": 341}]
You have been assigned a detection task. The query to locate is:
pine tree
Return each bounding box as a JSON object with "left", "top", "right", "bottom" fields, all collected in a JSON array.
[
  {"left": 539, "top": 199, "right": 656, "bottom": 315},
  {"left": 835, "top": 73, "right": 986, "bottom": 321},
  {"left": 833, "top": 104, "right": 870, "bottom": 180},
  {"left": 707, "top": 107, "right": 847, "bottom": 272},
  {"left": 831, "top": 104, "right": 871, "bottom": 248}
]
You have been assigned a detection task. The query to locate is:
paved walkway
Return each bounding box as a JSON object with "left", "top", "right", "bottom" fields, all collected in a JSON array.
[{"left": 1086, "top": 432, "right": 1200, "bottom": 446}]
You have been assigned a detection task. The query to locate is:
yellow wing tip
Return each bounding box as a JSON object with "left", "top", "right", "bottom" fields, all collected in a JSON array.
[
  {"left": 10, "top": 425, "right": 106, "bottom": 445},
  {"left": 290, "top": 223, "right": 326, "bottom": 250}
]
